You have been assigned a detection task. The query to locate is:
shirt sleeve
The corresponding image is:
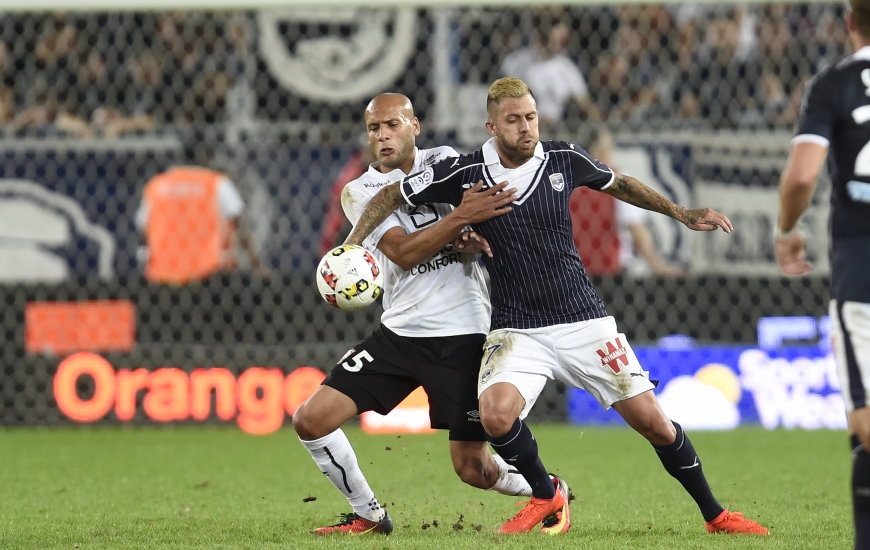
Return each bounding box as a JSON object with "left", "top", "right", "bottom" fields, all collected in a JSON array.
[
  {"left": 566, "top": 144, "right": 615, "bottom": 191},
  {"left": 399, "top": 158, "right": 468, "bottom": 207},
  {"left": 134, "top": 199, "right": 150, "bottom": 231},
  {"left": 341, "top": 182, "right": 402, "bottom": 251},
  {"left": 217, "top": 177, "right": 246, "bottom": 219},
  {"left": 793, "top": 72, "right": 834, "bottom": 147}
]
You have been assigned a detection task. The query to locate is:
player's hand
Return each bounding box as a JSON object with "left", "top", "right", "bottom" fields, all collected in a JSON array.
[
  {"left": 681, "top": 208, "right": 733, "bottom": 233},
  {"left": 455, "top": 180, "right": 516, "bottom": 224},
  {"left": 775, "top": 230, "right": 812, "bottom": 275},
  {"left": 453, "top": 230, "right": 492, "bottom": 257}
]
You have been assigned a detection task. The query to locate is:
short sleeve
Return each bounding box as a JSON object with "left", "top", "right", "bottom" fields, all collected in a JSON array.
[
  {"left": 794, "top": 72, "right": 835, "bottom": 147},
  {"left": 566, "top": 144, "right": 615, "bottom": 191},
  {"left": 134, "top": 199, "right": 150, "bottom": 231},
  {"left": 217, "top": 177, "right": 245, "bottom": 219},
  {"left": 341, "top": 182, "right": 401, "bottom": 251},
  {"left": 400, "top": 159, "right": 468, "bottom": 207}
]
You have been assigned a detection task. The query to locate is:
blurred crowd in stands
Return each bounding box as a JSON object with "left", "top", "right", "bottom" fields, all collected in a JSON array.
[{"left": 0, "top": 5, "right": 848, "bottom": 137}]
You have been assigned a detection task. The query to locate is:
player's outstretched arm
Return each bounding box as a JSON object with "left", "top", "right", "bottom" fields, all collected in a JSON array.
[
  {"left": 604, "top": 173, "right": 733, "bottom": 233},
  {"left": 375, "top": 181, "right": 514, "bottom": 268}
]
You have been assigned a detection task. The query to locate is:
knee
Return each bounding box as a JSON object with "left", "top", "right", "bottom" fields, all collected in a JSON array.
[
  {"left": 637, "top": 416, "right": 677, "bottom": 447},
  {"left": 480, "top": 405, "right": 517, "bottom": 438},
  {"left": 293, "top": 403, "right": 327, "bottom": 441}
]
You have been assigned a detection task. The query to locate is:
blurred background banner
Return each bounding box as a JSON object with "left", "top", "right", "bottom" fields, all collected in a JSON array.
[{"left": 0, "top": 3, "right": 842, "bottom": 429}]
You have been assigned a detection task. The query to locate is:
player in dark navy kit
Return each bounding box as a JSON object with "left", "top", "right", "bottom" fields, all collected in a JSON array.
[
  {"left": 776, "top": 2, "right": 870, "bottom": 547},
  {"left": 343, "top": 77, "right": 769, "bottom": 536}
]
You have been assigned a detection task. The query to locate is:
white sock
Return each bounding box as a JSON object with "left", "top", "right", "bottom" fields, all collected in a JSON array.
[
  {"left": 489, "top": 453, "right": 534, "bottom": 496},
  {"left": 299, "top": 429, "right": 385, "bottom": 521}
]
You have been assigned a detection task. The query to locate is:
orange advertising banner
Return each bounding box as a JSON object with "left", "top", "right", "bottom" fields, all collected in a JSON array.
[
  {"left": 26, "top": 300, "right": 136, "bottom": 354},
  {"left": 52, "top": 352, "right": 327, "bottom": 435},
  {"left": 360, "top": 387, "right": 435, "bottom": 434}
]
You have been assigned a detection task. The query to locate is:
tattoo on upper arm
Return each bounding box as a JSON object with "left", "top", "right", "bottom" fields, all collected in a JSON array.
[{"left": 345, "top": 182, "right": 405, "bottom": 246}]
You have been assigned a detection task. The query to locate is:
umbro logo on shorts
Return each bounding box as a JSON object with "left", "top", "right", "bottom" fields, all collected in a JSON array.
[
  {"left": 596, "top": 337, "right": 629, "bottom": 373},
  {"left": 466, "top": 410, "right": 481, "bottom": 423}
]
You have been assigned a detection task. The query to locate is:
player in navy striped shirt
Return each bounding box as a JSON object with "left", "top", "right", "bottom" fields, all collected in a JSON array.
[
  {"left": 342, "top": 77, "right": 768, "bottom": 536},
  {"left": 777, "top": 1, "right": 870, "bottom": 546}
]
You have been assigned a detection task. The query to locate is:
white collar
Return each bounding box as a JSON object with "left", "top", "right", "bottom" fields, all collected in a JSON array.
[
  {"left": 366, "top": 146, "right": 422, "bottom": 177},
  {"left": 851, "top": 46, "right": 870, "bottom": 61},
  {"left": 482, "top": 137, "right": 545, "bottom": 168}
]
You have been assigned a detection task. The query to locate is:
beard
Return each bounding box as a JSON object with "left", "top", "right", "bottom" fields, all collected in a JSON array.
[{"left": 496, "top": 133, "right": 537, "bottom": 167}]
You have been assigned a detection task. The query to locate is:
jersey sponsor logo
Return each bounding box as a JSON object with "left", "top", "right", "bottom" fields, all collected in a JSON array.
[
  {"left": 596, "top": 337, "right": 630, "bottom": 373},
  {"left": 424, "top": 154, "right": 442, "bottom": 166},
  {"left": 406, "top": 167, "right": 434, "bottom": 195},
  {"left": 549, "top": 173, "right": 565, "bottom": 192},
  {"left": 847, "top": 180, "right": 870, "bottom": 203},
  {"left": 342, "top": 349, "right": 374, "bottom": 372},
  {"left": 362, "top": 180, "right": 392, "bottom": 189},
  {"left": 409, "top": 251, "right": 462, "bottom": 275}
]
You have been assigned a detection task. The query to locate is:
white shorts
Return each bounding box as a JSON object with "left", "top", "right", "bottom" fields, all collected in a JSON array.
[
  {"left": 831, "top": 300, "right": 870, "bottom": 412},
  {"left": 477, "top": 316, "right": 655, "bottom": 419}
]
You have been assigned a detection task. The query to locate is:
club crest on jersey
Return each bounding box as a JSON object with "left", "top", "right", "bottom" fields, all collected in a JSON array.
[
  {"left": 596, "top": 337, "right": 630, "bottom": 373},
  {"left": 549, "top": 173, "right": 565, "bottom": 192},
  {"left": 480, "top": 366, "right": 494, "bottom": 385},
  {"left": 407, "top": 167, "right": 434, "bottom": 195}
]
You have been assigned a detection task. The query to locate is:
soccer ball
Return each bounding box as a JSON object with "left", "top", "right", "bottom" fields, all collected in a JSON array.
[{"left": 316, "top": 245, "right": 383, "bottom": 310}]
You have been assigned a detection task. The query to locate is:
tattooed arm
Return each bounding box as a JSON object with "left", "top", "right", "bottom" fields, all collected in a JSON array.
[
  {"left": 344, "top": 182, "right": 405, "bottom": 247},
  {"left": 343, "top": 180, "right": 516, "bottom": 248},
  {"left": 603, "top": 173, "right": 733, "bottom": 233}
]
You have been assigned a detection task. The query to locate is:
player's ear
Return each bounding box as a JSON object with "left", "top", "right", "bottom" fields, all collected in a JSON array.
[
  {"left": 411, "top": 117, "right": 421, "bottom": 136},
  {"left": 846, "top": 9, "right": 855, "bottom": 34},
  {"left": 485, "top": 119, "right": 496, "bottom": 136}
]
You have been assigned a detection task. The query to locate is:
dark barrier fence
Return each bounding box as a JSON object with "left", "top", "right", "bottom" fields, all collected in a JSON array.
[{"left": 0, "top": 274, "right": 829, "bottom": 426}]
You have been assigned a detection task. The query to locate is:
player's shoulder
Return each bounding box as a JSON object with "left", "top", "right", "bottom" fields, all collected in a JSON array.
[
  {"left": 343, "top": 167, "right": 393, "bottom": 198},
  {"left": 428, "top": 147, "right": 484, "bottom": 172},
  {"left": 542, "top": 140, "right": 589, "bottom": 155},
  {"left": 420, "top": 145, "right": 459, "bottom": 165}
]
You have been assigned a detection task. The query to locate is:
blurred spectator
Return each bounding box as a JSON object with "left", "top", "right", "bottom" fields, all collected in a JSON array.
[
  {"left": 135, "top": 144, "right": 269, "bottom": 284},
  {"left": 501, "top": 22, "right": 602, "bottom": 126},
  {"left": 319, "top": 139, "right": 376, "bottom": 256},
  {"left": 571, "top": 128, "right": 686, "bottom": 278}
]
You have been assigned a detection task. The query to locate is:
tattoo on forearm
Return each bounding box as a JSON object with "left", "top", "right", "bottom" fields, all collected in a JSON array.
[
  {"left": 345, "top": 182, "right": 404, "bottom": 246},
  {"left": 611, "top": 174, "right": 684, "bottom": 220}
]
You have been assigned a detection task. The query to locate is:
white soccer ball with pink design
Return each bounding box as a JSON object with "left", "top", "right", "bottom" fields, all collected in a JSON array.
[{"left": 316, "top": 245, "right": 383, "bottom": 310}]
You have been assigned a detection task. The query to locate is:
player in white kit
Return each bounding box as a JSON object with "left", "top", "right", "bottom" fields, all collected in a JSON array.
[{"left": 293, "top": 93, "right": 553, "bottom": 536}]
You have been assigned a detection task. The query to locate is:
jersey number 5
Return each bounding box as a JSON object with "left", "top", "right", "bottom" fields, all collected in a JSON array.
[{"left": 342, "top": 350, "right": 374, "bottom": 372}]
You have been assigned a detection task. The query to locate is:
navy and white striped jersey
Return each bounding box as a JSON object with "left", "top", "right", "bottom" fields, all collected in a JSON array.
[
  {"left": 399, "top": 138, "right": 614, "bottom": 330},
  {"left": 795, "top": 46, "right": 870, "bottom": 302}
]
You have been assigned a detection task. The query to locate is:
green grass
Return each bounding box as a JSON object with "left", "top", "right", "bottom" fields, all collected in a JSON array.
[{"left": 0, "top": 425, "right": 851, "bottom": 549}]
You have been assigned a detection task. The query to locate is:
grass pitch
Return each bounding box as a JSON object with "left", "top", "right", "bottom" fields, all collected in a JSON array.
[{"left": 0, "top": 424, "right": 851, "bottom": 549}]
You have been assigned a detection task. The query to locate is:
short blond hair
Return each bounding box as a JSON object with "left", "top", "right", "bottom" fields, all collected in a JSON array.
[{"left": 487, "top": 77, "right": 534, "bottom": 118}]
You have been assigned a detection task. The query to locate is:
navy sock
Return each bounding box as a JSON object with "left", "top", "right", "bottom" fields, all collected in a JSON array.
[
  {"left": 486, "top": 419, "right": 555, "bottom": 500},
  {"left": 851, "top": 435, "right": 870, "bottom": 550},
  {"left": 653, "top": 422, "right": 724, "bottom": 522}
]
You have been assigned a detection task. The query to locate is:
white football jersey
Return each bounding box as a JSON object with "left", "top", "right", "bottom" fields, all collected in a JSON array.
[{"left": 341, "top": 146, "right": 490, "bottom": 337}]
